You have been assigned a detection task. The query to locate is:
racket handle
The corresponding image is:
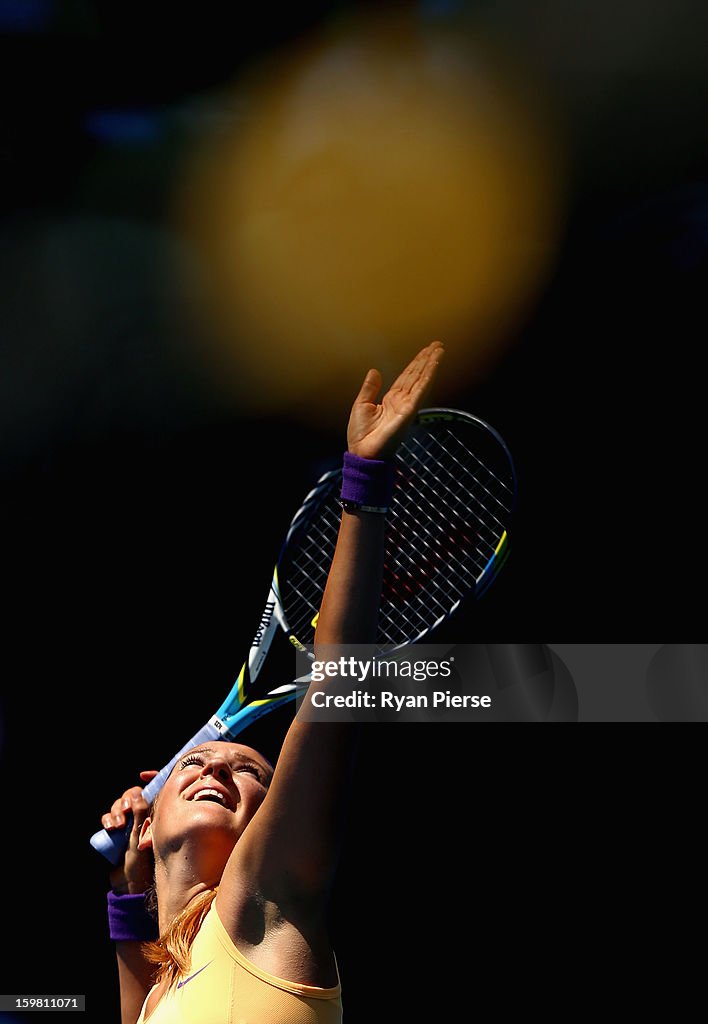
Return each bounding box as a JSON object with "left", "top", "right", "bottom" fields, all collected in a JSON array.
[
  {"left": 89, "top": 721, "right": 223, "bottom": 864},
  {"left": 90, "top": 818, "right": 135, "bottom": 866}
]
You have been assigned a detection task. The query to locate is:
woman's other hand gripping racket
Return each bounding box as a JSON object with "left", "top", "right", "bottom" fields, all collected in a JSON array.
[{"left": 101, "top": 770, "right": 158, "bottom": 894}]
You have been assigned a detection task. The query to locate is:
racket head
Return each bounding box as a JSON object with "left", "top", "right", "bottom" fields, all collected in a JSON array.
[{"left": 276, "top": 407, "right": 517, "bottom": 655}]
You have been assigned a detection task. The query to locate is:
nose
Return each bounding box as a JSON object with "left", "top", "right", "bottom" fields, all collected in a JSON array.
[{"left": 199, "top": 756, "right": 231, "bottom": 784}]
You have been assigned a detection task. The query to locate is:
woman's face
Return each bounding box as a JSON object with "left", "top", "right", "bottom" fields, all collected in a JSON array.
[{"left": 140, "top": 742, "right": 274, "bottom": 861}]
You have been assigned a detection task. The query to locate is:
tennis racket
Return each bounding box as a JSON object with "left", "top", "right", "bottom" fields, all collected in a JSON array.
[{"left": 90, "top": 407, "right": 516, "bottom": 863}]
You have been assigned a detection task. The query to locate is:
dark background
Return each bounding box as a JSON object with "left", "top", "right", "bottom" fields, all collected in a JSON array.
[{"left": 1, "top": 1, "right": 706, "bottom": 1019}]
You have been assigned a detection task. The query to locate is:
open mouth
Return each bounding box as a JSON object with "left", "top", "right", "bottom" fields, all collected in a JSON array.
[{"left": 188, "top": 787, "right": 233, "bottom": 810}]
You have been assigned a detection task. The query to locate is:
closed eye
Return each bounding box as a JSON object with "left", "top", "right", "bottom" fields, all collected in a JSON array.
[
  {"left": 179, "top": 754, "right": 204, "bottom": 769},
  {"left": 236, "top": 764, "right": 266, "bottom": 783},
  {"left": 177, "top": 751, "right": 267, "bottom": 784}
]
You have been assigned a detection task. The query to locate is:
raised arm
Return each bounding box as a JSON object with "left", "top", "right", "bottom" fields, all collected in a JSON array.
[
  {"left": 101, "top": 771, "right": 159, "bottom": 1024},
  {"left": 218, "top": 342, "right": 444, "bottom": 979},
  {"left": 315, "top": 340, "right": 444, "bottom": 646}
]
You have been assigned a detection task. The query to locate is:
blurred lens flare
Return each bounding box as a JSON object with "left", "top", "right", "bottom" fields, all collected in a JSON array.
[{"left": 173, "top": 13, "right": 565, "bottom": 419}]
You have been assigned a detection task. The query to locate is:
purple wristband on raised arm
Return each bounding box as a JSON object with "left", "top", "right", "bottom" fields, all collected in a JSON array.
[
  {"left": 340, "top": 452, "right": 395, "bottom": 512},
  {"left": 107, "top": 890, "right": 159, "bottom": 942}
]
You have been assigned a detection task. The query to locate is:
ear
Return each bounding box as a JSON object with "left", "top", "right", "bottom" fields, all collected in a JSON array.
[{"left": 137, "top": 816, "right": 154, "bottom": 852}]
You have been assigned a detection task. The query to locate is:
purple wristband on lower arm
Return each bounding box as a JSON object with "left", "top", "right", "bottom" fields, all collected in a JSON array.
[
  {"left": 107, "top": 890, "right": 159, "bottom": 942},
  {"left": 340, "top": 452, "right": 395, "bottom": 509}
]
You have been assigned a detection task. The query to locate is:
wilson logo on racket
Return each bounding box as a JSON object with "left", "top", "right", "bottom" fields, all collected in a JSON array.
[{"left": 252, "top": 602, "right": 276, "bottom": 647}]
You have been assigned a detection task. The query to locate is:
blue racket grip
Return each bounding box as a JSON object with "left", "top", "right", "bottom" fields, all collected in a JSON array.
[{"left": 89, "top": 721, "right": 223, "bottom": 865}]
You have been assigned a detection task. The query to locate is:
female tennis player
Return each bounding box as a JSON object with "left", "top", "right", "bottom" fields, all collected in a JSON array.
[{"left": 100, "top": 340, "right": 444, "bottom": 1023}]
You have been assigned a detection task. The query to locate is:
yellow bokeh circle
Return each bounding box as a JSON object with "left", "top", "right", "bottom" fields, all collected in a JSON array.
[{"left": 174, "top": 15, "right": 565, "bottom": 419}]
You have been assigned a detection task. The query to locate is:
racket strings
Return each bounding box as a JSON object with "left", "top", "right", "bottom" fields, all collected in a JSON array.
[
  {"left": 389, "top": 467, "right": 496, "bottom": 593},
  {"left": 389, "top": 480, "right": 485, "bottom": 577},
  {"left": 404, "top": 429, "right": 512, "bottom": 546},
  {"left": 283, "top": 490, "right": 341, "bottom": 643},
  {"left": 375, "top": 427, "right": 513, "bottom": 644},
  {"left": 279, "top": 419, "right": 515, "bottom": 650},
  {"left": 394, "top": 429, "right": 511, "bottom": 562}
]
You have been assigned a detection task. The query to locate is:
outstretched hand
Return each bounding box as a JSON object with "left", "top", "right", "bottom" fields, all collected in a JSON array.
[{"left": 347, "top": 341, "right": 444, "bottom": 460}]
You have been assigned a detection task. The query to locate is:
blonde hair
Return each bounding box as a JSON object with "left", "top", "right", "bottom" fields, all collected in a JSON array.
[{"left": 142, "top": 887, "right": 218, "bottom": 992}]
